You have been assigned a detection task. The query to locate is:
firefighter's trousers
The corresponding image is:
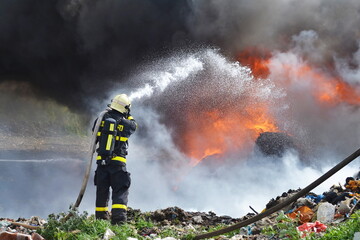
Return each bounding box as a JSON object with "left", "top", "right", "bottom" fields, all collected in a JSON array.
[{"left": 94, "top": 163, "right": 131, "bottom": 224}]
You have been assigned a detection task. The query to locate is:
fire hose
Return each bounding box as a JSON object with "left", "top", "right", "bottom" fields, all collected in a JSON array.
[
  {"left": 63, "top": 109, "right": 109, "bottom": 221},
  {"left": 193, "top": 147, "right": 360, "bottom": 240}
]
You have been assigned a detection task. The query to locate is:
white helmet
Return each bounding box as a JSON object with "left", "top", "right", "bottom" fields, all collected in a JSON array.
[{"left": 109, "top": 94, "right": 131, "bottom": 114}]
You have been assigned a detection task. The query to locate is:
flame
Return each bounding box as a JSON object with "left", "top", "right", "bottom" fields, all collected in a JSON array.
[
  {"left": 182, "top": 105, "right": 278, "bottom": 165},
  {"left": 237, "top": 47, "right": 271, "bottom": 78},
  {"left": 179, "top": 47, "right": 278, "bottom": 164},
  {"left": 244, "top": 105, "right": 279, "bottom": 134},
  {"left": 180, "top": 47, "right": 360, "bottom": 164},
  {"left": 276, "top": 63, "right": 360, "bottom": 105},
  {"left": 314, "top": 75, "right": 360, "bottom": 105},
  {"left": 237, "top": 47, "right": 360, "bottom": 105}
]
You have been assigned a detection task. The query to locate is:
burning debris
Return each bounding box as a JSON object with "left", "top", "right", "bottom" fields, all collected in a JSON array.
[{"left": 255, "top": 132, "right": 299, "bottom": 157}]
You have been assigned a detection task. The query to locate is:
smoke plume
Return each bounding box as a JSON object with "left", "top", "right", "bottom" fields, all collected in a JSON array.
[
  {"left": 1, "top": 0, "right": 360, "bottom": 109},
  {"left": 0, "top": 0, "right": 193, "bottom": 109}
]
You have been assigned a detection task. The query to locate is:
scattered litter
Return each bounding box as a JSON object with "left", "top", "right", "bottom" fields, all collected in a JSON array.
[
  {"left": 287, "top": 206, "right": 314, "bottom": 223},
  {"left": 306, "top": 194, "right": 324, "bottom": 204},
  {"left": 0, "top": 221, "right": 10, "bottom": 231},
  {"left": 192, "top": 216, "right": 203, "bottom": 224},
  {"left": 297, "top": 221, "right": 327, "bottom": 238},
  {"left": 317, "top": 202, "right": 335, "bottom": 223},
  {"left": 353, "top": 232, "right": 360, "bottom": 240},
  {"left": 338, "top": 197, "right": 353, "bottom": 215},
  {"left": 103, "top": 228, "right": 115, "bottom": 240},
  {"left": 0, "top": 231, "right": 45, "bottom": 240}
]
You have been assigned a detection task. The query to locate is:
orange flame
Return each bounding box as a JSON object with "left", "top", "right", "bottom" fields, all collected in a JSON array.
[
  {"left": 275, "top": 63, "right": 360, "bottom": 105},
  {"left": 237, "top": 47, "right": 360, "bottom": 105},
  {"left": 180, "top": 47, "right": 360, "bottom": 164},
  {"left": 237, "top": 46, "right": 271, "bottom": 78},
  {"left": 178, "top": 47, "right": 279, "bottom": 164},
  {"left": 182, "top": 105, "right": 278, "bottom": 164}
]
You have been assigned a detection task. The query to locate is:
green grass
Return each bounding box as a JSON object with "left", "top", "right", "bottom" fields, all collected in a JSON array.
[
  {"left": 37, "top": 208, "right": 187, "bottom": 240},
  {"left": 38, "top": 210, "right": 142, "bottom": 240},
  {"left": 36, "top": 207, "right": 211, "bottom": 240}
]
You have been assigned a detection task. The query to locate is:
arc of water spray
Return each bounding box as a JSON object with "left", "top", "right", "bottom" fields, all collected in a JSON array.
[{"left": 128, "top": 54, "right": 204, "bottom": 101}]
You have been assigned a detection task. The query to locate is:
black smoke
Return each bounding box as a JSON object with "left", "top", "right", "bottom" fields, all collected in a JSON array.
[
  {"left": 0, "top": 0, "right": 194, "bottom": 111},
  {"left": 189, "top": 0, "right": 360, "bottom": 58},
  {"left": 1, "top": 0, "right": 360, "bottom": 112}
]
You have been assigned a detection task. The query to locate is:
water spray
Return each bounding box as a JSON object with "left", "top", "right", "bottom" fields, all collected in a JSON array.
[{"left": 128, "top": 53, "right": 204, "bottom": 101}]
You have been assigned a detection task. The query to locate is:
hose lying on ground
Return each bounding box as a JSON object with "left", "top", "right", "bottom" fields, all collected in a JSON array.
[{"left": 193, "top": 148, "right": 360, "bottom": 240}]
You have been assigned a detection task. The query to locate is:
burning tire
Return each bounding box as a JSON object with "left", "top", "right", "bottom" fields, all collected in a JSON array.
[{"left": 255, "top": 132, "right": 299, "bottom": 157}]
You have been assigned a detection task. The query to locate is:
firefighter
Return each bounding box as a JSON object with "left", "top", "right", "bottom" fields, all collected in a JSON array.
[{"left": 93, "top": 94, "right": 137, "bottom": 225}]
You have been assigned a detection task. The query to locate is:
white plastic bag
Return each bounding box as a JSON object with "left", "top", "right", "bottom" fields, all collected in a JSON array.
[{"left": 317, "top": 202, "right": 335, "bottom": 223}]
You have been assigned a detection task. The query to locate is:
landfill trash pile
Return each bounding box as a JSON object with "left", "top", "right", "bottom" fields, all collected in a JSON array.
[
  {"left": 124, "top": 178, "right": 360, "bottom": 239},
  {"left": 0, "top": 216, "right": 46, "bottom": 240},
  {"left": 131, "top": 206, "right": 242, "bottom": 226},
  {"left": 1, "top": 177, "right": 360, "bottom": 239}
]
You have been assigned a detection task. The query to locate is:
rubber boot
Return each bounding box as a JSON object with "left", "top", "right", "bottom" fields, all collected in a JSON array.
[
  {"left": 111, "top": 209, "right": 127, "bottom": 225},
  {"left": 95, "top": 211, "right": 110, "bottom": 220}
]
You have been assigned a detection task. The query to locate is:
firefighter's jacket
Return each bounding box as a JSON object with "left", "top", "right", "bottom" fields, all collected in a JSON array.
[{"left": 93, "top": 109, "right": 137, "bottom": 165}]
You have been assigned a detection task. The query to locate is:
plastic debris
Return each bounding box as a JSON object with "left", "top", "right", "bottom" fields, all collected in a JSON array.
[
  {"left": 317, "top": 202, "right": 335, "bottom": 223},
  {"left": 0, "top": 231, "right": 31, "bottom": 240},
  {"left": 297, "top": 221, "right": 327, "bottom": 238},
  {"left": 353, "top": 232, "right": 360, "bottom": 240},
  {"left": 287, "top": 206, "right": 314, "bottom": 223},
  {"left": 0, "top": 231, "right": 45, "bottom": 240},
  {"left": 306, "top": 194, "right": 324, "bottom": 204},
  {"left": 192, "top": 216, "right": 203, "bottom": 224},
  {"left": 338, "top": 197, "right": 353, "bottom": 215},
  {"left": 0, "top": 221, "right": 10, "bottom": 232},
  {"left": 103, "top": 228, "right": 115, "bottom": 240}
]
